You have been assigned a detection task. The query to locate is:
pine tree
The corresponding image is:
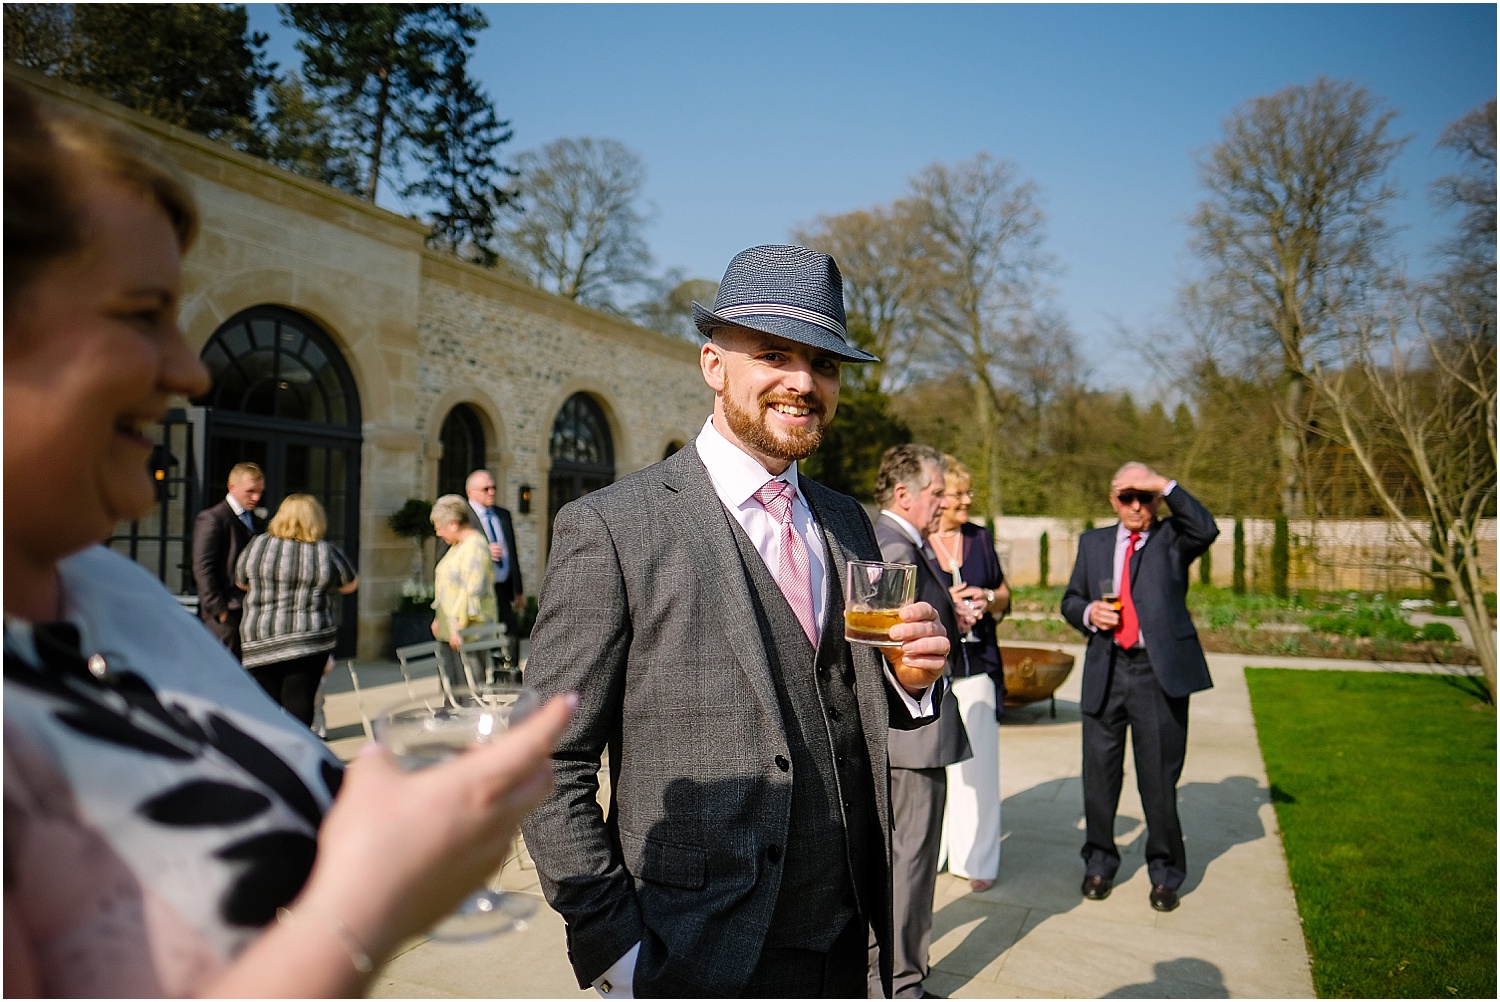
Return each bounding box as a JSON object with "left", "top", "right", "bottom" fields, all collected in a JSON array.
[
  {"left": 283, "top": 3, "right": 487, "bottom": 202},
  {"left": 403, "top": 56, "right": 516, "bottom": 266}
]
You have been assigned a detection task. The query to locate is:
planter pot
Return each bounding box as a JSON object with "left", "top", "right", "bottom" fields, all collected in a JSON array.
[
  {"left": 999, "top": 646, "right": 1075, "bottom": 714},
  {"left": 390, "top": 610, "right": 435, "bottom": 657}
]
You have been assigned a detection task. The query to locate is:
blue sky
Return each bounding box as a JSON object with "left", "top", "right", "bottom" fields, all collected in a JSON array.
[{"left": 248, "top": 3, "right": 1496, "bottom": 390}]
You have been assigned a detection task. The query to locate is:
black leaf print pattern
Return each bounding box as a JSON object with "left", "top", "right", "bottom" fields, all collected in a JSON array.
[
  {"left": 205, "top": 712, "right": 322, "bottom": 828},
  {"left": 140, "top": 780, "right": 271, "bottom": 826},
  {"left": 55, "top": 706, "right": 196, "bottom": 760},
  {"left": 113, "top": 671, "right": 209, "bottom": 744},
  {"left": 215, "top": 830, "right": 319, "bottom": 927}
]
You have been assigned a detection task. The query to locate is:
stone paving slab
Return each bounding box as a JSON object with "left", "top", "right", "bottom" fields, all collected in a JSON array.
[{"left": 314, "top": 639, "right": 1341, "bottom": 998}]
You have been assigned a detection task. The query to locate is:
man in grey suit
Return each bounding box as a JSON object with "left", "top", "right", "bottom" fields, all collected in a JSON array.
[
  {"left": 521, "top": 245, "right": 951, "bottom": 998},
  {"left": 1061, "top": 463, "right": 1219, "bottom": 912},
  {"left": 872, "top": 444, "right": 973, "bottom": 999}
]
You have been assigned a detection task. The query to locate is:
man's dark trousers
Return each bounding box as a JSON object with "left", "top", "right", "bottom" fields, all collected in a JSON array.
[{"left": 1081, "top": 645, "right": 1189, "bottom": 890}]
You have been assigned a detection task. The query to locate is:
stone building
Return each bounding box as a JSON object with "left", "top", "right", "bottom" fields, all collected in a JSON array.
[{"left": 14, "top": 69, "right": 712, "bottom": 658}]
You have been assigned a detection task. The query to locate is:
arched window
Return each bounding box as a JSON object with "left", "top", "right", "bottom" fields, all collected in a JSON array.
[
  {"left": 193, "top": 305, "right": 362, "bottom": 654},
  {"left": 547, "top": 394, "right": 615, "bottom": 550},
  {"left": 198, "top": 306, "right": 359, "bottom": 427},
  {"left": 438, "top": 404, "right": 487, "bottom": 498}
]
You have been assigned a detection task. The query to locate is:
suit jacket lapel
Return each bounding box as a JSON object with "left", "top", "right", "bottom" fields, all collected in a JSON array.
[{"left": 658, "top": 444, "right": 785, "bottom": 729}]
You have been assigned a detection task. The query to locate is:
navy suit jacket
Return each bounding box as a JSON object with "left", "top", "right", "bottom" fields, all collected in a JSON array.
[
  {"left": 468, "top": 501, "right": 524, "bottom": 603},
  {"left": 191, "top": 499, "right": 255, "bottom": 621},
  {"left": 1060, "top": 485, "right": 1219, "bottom": 715}
]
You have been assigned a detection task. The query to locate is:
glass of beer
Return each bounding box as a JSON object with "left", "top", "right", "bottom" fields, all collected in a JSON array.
[
  {"left": 845, "top": 560, "right": 917, "bottom": 647},
  {"left": 1098, "top": 577, "right": 1122, "bottom": 612}
]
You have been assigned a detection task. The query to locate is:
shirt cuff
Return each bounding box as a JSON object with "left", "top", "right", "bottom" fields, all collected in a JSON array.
[
  {"left": 1083, "top": 605, "right": 1098, "bottom": 632},
  {"left": 884, "top": 664, "right": 938, "bottom": 717},
  {"left": 594, "top": 942, "right": 639, "bottom": 998},
  {"left": 1163, "top": 480, "right": 1178, "bottom": 496}
]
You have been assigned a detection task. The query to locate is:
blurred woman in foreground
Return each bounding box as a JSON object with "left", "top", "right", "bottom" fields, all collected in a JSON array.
[
  {"left": 928, "top": 457, "right": 1011, "bottom": 892},
  {"left": 2, "top": 78, "right": 572, "bottom": 997},
  {"left": 236, "top": 493, "right": 358, "bottom": 726}
]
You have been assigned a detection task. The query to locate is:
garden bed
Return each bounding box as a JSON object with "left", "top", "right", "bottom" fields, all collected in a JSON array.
[{"left": 1001, "top": 585, "right": 1482, "bottom": 666}]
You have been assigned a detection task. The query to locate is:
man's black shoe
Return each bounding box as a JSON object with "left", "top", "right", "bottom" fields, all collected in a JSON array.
[
  {"left": 1081, "top": 874, "right": 1112, "bottom": 900},
  {"left": 1149, "top": 884, "right": 1180, "bottom": 912}
]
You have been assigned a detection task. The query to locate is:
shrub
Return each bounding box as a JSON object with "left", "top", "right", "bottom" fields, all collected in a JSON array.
[
  {"left": 1233, "top": 519, "right": 1246, "bottom": 595},
  {"left": 1038, "top": 531, "right": 1050, "bottom": 588},
  {"left": 1198, "top": 547, "right": 1212, "bottom": 587},
  {"left": 1416, "top": 621, "right": 1458, "bottom": 643},
  {"left": 1272, "top": 514, "right": 1290, "bottom": 599}
]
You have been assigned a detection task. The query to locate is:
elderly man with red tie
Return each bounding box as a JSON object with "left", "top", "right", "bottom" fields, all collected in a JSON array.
[
  {"left": 1061, "top": 463, "right": 1219, "bottom": 913},
  {"left": 465, "top": 468, "right": 525, "bottom": 666}
]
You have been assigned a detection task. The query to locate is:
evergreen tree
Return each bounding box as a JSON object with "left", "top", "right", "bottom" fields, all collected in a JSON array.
[
  {"left": 4, "top": 3, "right": 272, "bottom": 151},
  {"left": 1232, "top": 519, "right": 1247, "bottom": 594},
  {"left": 263, "top": 72, "right": 361, "bottom": 193},
  {"left": 283, "top": 3, "right": 487, "bottom": 202},
  {"left": 403, "top": 56, "right": 516, "bottom": 266}
]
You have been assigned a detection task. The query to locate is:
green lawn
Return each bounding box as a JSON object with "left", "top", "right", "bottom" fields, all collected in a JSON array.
[{"left": 1246, "top": 669, "right": 1496, "bottom": 998}]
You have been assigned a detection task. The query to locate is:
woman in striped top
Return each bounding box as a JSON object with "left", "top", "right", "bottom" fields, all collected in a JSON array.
[{"left": 235, "top": 494, "right": 358, "bottom": 725}]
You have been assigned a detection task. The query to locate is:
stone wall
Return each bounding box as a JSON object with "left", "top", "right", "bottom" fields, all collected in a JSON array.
[
  {"left": 990, "top": 514, "right": 1497, "bottom": 594},
  {"left": 15, "top": 67, "right": 709, "bottom": 657}
]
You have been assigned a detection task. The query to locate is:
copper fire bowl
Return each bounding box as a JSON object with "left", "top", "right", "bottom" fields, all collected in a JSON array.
[{"left": 999, "top": 646, "right": 1076, "bottom": 707}]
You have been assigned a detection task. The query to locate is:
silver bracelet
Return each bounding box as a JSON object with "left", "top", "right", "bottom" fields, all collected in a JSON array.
[{"left": 276, "top": 904, "right": 375, "bottom": 974}]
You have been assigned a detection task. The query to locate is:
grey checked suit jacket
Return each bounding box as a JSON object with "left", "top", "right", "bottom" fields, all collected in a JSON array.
[{"left": 520, "top": 444, "right": 935, "bottom": 996}]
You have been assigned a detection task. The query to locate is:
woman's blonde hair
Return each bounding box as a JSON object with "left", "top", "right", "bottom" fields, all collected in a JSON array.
[
  {"left": 268, "top": 494, "right": 327, "bottom": 544},
  {"left": 430, "top": 494, "right": 472, "bottom": 529},
  {"left": 4, "top": 79, "right": 198, "bottom": 308},
  {"left": 942, "top": 454, "right": 973, "bottom": 490}
]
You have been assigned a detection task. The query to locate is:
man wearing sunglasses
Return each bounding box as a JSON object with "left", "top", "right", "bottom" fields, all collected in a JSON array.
[{"left": 1061, "top": 463, "right": 1219, "bottom": 913}]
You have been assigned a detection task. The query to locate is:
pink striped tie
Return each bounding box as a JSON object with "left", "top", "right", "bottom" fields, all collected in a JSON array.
[{"left": 754, "top": 479, "right": 818, "bottom": 644}]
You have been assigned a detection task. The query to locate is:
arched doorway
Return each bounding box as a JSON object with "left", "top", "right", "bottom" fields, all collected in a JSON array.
[
  {"left": 547, "top": 393, "right": 615, "bottom": 552},
  {"left": 193, "top": 305, "right": 362, "bottom": 654},
  {"left": 438, "top": 404, "right": 487, "bottom": 498}
]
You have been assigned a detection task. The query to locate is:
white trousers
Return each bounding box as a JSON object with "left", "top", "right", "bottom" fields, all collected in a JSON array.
[{"left": 939, "top": 672, "right": 1002, "bottom": 881}]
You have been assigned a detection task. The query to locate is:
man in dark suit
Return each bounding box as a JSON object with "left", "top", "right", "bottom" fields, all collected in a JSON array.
[
  {"left": 1061, "top": 463, "right": 1219, "bottom": 912},
  {"left": 191, "top": 461, "right": 263, "bottom": 659},
  {"left": 872, "top": 444, "right": 973, "bottom": 999},
  {"left": 465, "top": 468, "right": 524, "bottom": 666},
  {"left": 521, "top": 245, "right": 951, "bottom": 998}
]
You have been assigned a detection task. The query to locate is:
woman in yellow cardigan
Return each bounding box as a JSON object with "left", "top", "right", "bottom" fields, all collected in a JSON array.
[{"left": 429, "top": 494, "right": 499, "bottom": 651}]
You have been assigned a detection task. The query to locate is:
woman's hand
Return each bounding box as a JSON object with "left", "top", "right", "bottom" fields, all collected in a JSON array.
[
  {"left": 430, "top": 619, "right": 441, "bottom": 639},
  {"left": 293, "top": 693, "right": 575, "bottom": 963},
  {"left": 449, "top": 630, "right": 463, "bottom": 650}
]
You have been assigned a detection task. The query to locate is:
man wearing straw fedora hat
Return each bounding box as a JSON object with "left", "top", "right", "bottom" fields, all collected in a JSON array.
[{"left": 522, "top": 244, "right": 950, "bottom": 998}]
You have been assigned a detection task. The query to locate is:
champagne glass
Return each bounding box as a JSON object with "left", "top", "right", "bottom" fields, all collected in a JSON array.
[
  {"left": 845, "top": 561, "right": 916, "bottom": 646},
  {"left": 373, "top": 683, "right": 540, "bottom": 941}
]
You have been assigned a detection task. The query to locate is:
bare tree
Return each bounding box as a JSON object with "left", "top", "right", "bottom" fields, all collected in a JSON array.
[
  {"left": 1190, "top": 78, "right": 1407, "bottom": 517},
  {"left": 502, "top": 136, "right": 653, "bottom": 311},
  {"left": 1307, "top": 285, "right": 1496, "bottom": 699},
  {"left": 903, "top": 152, "right": 1061, "bottom": 522},
  {"left": 793, "top": 203, "right": 928, "bottom": 394}
]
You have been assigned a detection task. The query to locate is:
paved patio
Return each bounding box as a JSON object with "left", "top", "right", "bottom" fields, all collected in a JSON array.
[{"left": 315, "top": 642, "right": 1474, "bottom": 998}]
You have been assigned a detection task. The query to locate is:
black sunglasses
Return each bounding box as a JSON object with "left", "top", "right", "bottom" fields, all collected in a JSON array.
[{"left": 1115, "top": 490, "right": 1158, "bottom": 506}]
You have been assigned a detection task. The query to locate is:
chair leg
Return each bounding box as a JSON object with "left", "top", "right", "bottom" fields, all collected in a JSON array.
[{"left": 346, "top": 661, "right": 374, "bottom": 741}]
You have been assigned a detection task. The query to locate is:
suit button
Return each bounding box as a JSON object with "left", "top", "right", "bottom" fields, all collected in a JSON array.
[
  {"left": 836, "top": 753, "right": 846, "bottom": 765},
  {"left": 775, "top": 755, "right": 790, "bottom": 772},
  {"left": 766, "top": 845, "right": 781, "bottom": 864},
  {"left": 827, "top": 706, "right": 841, "bottom": 721},
  {"left": 817, "top": 664, "right": 828, "bottom": 676}
]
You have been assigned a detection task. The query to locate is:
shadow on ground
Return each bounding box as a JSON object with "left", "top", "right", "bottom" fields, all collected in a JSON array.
[{"left": 927, "top": 771, "right": 1270, "bottom": 995}]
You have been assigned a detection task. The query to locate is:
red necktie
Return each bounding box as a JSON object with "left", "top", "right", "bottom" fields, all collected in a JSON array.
[
  {"left": 753, "top": 480, "right": 818, "bottom": 644},
  {"left": 1116, "top": 532, "right": 1140, "bottom": 649}
]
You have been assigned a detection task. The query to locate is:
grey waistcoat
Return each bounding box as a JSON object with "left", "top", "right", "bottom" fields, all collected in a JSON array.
[{"left": 729, "top": 522, "right": 883, "bottom": 952}]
